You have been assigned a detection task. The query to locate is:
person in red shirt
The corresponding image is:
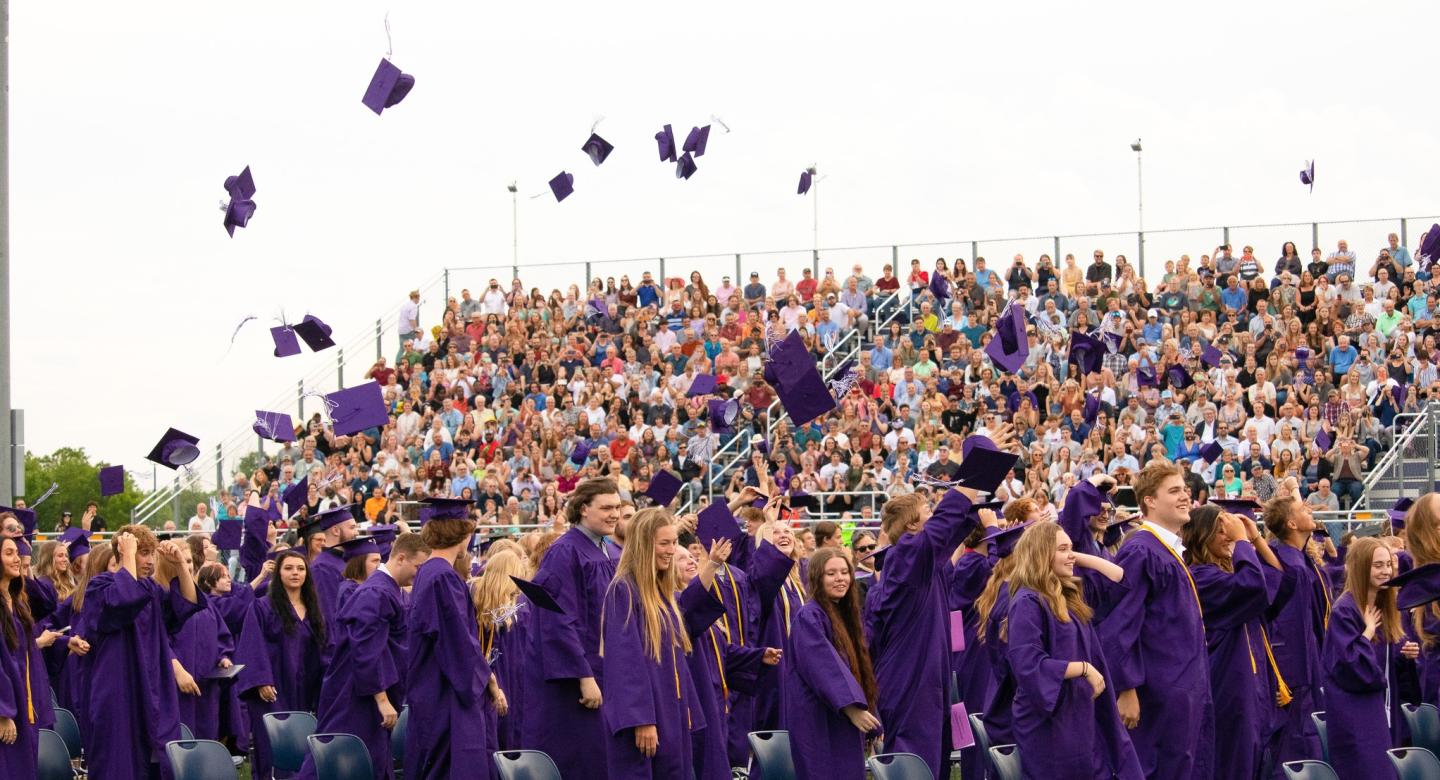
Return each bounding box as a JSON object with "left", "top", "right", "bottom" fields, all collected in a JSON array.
[
  {"left": 365, "top": 357, "right": 396, "bottom": 386},
  {"left": 609, "top": 435, "right": 634, "bottom": 462},
  {"left": 795, "top": 267, "right": 818, "bottom": 302}
]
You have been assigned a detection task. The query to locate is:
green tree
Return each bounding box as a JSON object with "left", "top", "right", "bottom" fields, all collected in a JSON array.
[{"left": 22, "top": 448, "right": 147, "bottom": 532}]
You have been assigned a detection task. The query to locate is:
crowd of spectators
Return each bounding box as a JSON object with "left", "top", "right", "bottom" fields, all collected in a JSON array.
[{"left": 189, "top": 231, "right": 1432, "bottom": 536}]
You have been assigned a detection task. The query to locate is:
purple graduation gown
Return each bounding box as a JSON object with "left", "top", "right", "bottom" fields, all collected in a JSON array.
[
  {"left": 213, "top": 586, "right": 259, "bottom": 751},
  {"left": 782, "top": 600, "right": 871, "bottom": 780},
  {"left": 601, "top": 576, "right": 706, "bottom": 779},
  {"left": 1267, "top": 541, "right": 1330, "bottom": 772},
  {"left": 404, "top": 556, "right": 491, "bottom": 780},
  {"left": 39, "top": 595, "right": 80, "bottom": 714},
  {"left": 731, "top": 541, "right": 796, "bottom": 764},
  {"left": 1190, "top": 542, "right": 1286, "bottom": 780},
  {"left": 1098, "top": 528, "right": 1214, "bottom": 780},
  {"left": 1321, "top": 592, "right": 1403, "bottom": 780},
  {"left": 706, "top": 562, "right": 759, "bottom": 767},
  {"left": 982, "top": 582, "right": 1016, "bottom": 748},
  {"left": 298, "top": 569, "right": 408, "bottom": 780},
  {"left": 311, "top": 548, "right": 345, "bottom": 650},
  {"left": 492, "top": 601, "right": 533, "bottom": 751},
  {"left": 22, "top": 577, "right": 55, "bottom": 731},
  {"left": 0, "top": 612, "right": 38, "bottom": 779},
  {"left": 749, "top": 544, "right": 805, "bottom": 733},
  {"left": 83, "top": 569, "right": 205, "bottom": 780},
  {"left": 236, "top": 597, "right": 323, "bottom": 780},
  {"left": 867, "top": 488, "right": 977, "bottom": 777},
  {"left": 336, "top": 578, "right": 359, "bottom": 614},
  {"left": 678, "top": 578, "right": 767, "bottom": 780},
  {"left": 950, "top": 549, "right": 994, "bottom": 780},
  {"left": 169, "top": 596, "right": 235, "bottom": 740},
  {"left": 1007, "top": 587, "right": 1143, "bottom": 780},
  {"left": 524, "top": 527, "right": 617, "bottom": 779}
]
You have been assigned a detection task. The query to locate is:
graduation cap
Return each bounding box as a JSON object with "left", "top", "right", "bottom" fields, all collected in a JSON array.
[
  {"left": 696, "top": 501, "right": 741, "bottom": 546},
  {"left": 1211, "top": 498, "right": 1263, "bottom": 520},
  {"left": 253, "top": 410, "right": 296, "bottom": 443},
  {"left": 418, "top": 496, "right": 473, "bottom": 524},
  {"left": 1200, "top": 440, "right": 1225, "bottom": 464},
  {"left": 581, "top": 133, "right": 614, "bottom": 166},
  {"left": 675, "top": 152, "right": 698, "bottom": 180},
  {"left": 1165, "top": 363, "right": 1194, "bottom": 390},
  {"left": 644, "top": 470, "right": 683, "bottom": 508},
  {"left": 570, "top": 440, "right": 592, "bottom": 466},
  {"left": 326, "top": 383, "right": 389, "bottom": 436},
  {"left": 336, "top": 536, "right": 382, "bottom": 562},
  {"left": 1295, "top": 347, "right": 1311, "bottom": 366},
  {"left": 961, "top": 434, "right": 998, "bottom": 460},
  {"left": 966, "top": 500, "right": 1007, "bottom": 524},
  {"left": 1419, "top": 223, "right": 1440, "bottom": 268},
  {"left": 1201, "top": 345, "right": 1224, "bottom": 369},
  {"left": 146, "top": 428, "right": 201, "bottom": 470},
  {"left": 361, "top": 58, "right": 415, "bottom": 115},
  {"left": 204, "top": 664, "right": 245, "bottom": 681},
  {"left": 1136, "top": 367, "right": 1158, "bottom": 388},
  {"left": 1082, "top": 393, "right": 1100, "bottom": 425},
  {"left": 298, "top": 504, "right": 357, "bottom": 537},
  {"left": 221, "top": 166, "right": 257, "bottom": 237},
  {"left": 1102, "top": 517, "right": 1137, "bottom": 548},
  {"left": 282, "top": 477, "right": 308, "bottom": 518},
  {"left": 708, "top": 398, "right": 740, "bottom": 434},
  {"left": 1383, "top": 563, "right": 1440, "bottom": 610},
  {"left": 294, "top": 315, "right": 336, "bottom": 352},
  {"left": 271, "top": 325, "right": 302, "bottom": 358},
  {"left": 788, "top": 491, "right": 821, "bottom": 511},
  {"left": 0, "top": 505, "right": 35, "bottom": 538},
  {"left": 683, "top": 125, "right": 710, "bottom": 157},
  {"left": 1314, "top": 429, "right": 1334, "bottom": 452},
  {"left": 12, "top": 537, "right": 31, "bottom": 557},
  {"left": 549, "top": 172, "right": 574, "bottom": 202},
  {"left": 1068, "top": 331, "right": 1105, "bottom": 376},
  {"left": 769, "top": 331, "right": 836, "bottom": 427},
  {"left": 929, "top": 272, "right": 950, "bottom": 304},
  {"left": 510, "top": 575, "right": 564, "bottom": 613},
  {"left": 1299, "top": 160, "right": 1314, "bottom": 192},
  {"left": 953, "top": 445, "right": 1019, "bottom": 495},
  {"left": 99, "top": 465, "right": 125, "bottom": 497},
  {"left": 211, "top": 520, "right": 242, "bottom": 551},
  {"left": 991, "top": 522, "right": 1033, "bottom": 559},
  {"left": 1390, "top": 498, "right": 1414, "bottom": 531},
  {"left": 367, "top": 523, "right": 401, "bottom": 542},
  {"left": 687, "top": 374, "right": 717, "bottom": 397},
  {"left": 655, "top": 124, "right": 677, "bottom": 163},
  {"left": 859, "top": 544, "right": 890, "bottom": 569},
  {"left": 984, "top": 304, "right": 1028, "bottom": 374},
  {"left": 797, "top": 170, "right": 813, "bottom": 195}
]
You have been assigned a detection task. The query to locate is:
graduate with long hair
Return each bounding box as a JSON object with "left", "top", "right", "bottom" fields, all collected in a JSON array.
[
  {"left": 236, "top": 549, "right": 326, "bottom": 779},
  {"left": 600, "top": 508, "right": 705, "bottom": 778},
  {"left": 67, "top": 541, "right": 114, "bottom": 748},
  {"left": 0, "top": 536, "right": 37, "bottom": 777},
  {"left": 31, "top": 538, "right": 90, "bottom": 722},
  {"left": 81, "top": 526, "right": 204, "bottom": 780},
  {"left": 471, "top": 546, "right": 527, "bottom": 757},
  {"left": 1182, "top": 504, "right": 1290, "bottom": 780},
  {"left": 1005, "top": 521, "right": 1141, "bottom": 779},
  {"left": 166, "top": 542, "right": 235, "bottom": 742},
  {"left": 726, "top": 502, "right": 797, "bottom": 763},
  {"left": 194, "top": 562, "right": 251, "bottom": 752},
  {"left": 1400, "top": 493, "right": 1440, "bottom": 704},
  {"left": 948, "top": 503, "right": 1005, "bottom": 779},
  {"left": 749, "top": 515, "right": 808, "bottom": 732},
  {"left": 783, "top": 546, "right": 881, "bottom": 780},
  {"left": 1322, "top": 537, "right": 1416, "bottom": 779}
]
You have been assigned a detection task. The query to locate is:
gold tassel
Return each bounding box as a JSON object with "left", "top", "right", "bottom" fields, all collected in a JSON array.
[{"left": 1260, "top": 626, "right": 1294, "bottom": 707}]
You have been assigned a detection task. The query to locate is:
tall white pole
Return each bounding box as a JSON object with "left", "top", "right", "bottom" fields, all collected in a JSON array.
[
  {"left": 1134, "top": 140, "right": 1145, "bottom": 279},
  {"left": 0, "top": 0, "right": 13, "bottom": 504}
]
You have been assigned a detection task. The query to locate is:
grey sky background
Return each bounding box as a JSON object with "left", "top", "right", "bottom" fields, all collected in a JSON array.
[{"left": 10, "top": 0, "right": 1439, "bottom": 489}]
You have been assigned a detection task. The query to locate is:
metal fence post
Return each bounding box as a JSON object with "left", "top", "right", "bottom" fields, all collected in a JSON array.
[
  {"left": 1137, "top": 231, "right": 1145, "bottom": 279},
  {"left": 811, "top": 249, "right": 819, "bottom": 277},
  {"left": 1053, "top": 237, "right": 1061, "bottom": 262},
  {"left": 659, "top": 257, "right": 665, "bottom": 284},
  {"left": 1222, "top": 226, "right": 1230, "bottom": 247},
  {"left": 337, "top": 348, "right": 345, "bottom": 390},
  {"left": 297, "top": 380, "right": 305, "bottom": 419},
  {"left": 215, "top": 444, "right": 222, "bottom": 493},
  {"left": 443, "top": 269, "right": 450, "bottom": 305},
  {"left": 1401, "top": 218, "right": 1408, "bottom": 247},
  {"left": 375, "top": 319, "right": 382, "bottom": 360},
  {"left": 586, "top": 262, "right": 592, "bottom": 290},
  {"left": 891, "top": 245, "right": 899, "bottom": 268},
  {"left": 735, "top": 254, "right": 742, "bottom": 285},
  {"left": 970, "top": 241, "right": 978, "bottom": 263},
  {"left": 1311, "top": 223, "right": 1320, "bottom": 252}
]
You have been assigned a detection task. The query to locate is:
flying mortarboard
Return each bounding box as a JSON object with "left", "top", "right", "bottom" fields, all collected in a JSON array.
[
  {"left": 325, "top": 383, "right": 390, "bottom": 436},
  {"left": 1082, "top": 393, "right": 1100, "bottom": 425},
  {"left": 953, "top": 443, "right": 1019, "bottom": 494},
  {"left": 984, "top": 304, "right": 1029, "bottom": 374},
  {"left": 683, "top": 125, "right": 710, "bottom": 157},
  {"left": 1383, "top": 562, "right": 1440, "bottom": 610},
  {"left": 1314, "top": 429, "right": 1334, "bottom": 452},
  {"left": 581, "top": 133, "right": 614, "bottom": 166},
  {"left": 99, "top": 465, "right": 125, "bottom": 497},
  {"left": 1419, "top": 223, "right": 1440, "bottom": 268},
  {"left": 549, "top": 172, "right": 575, "bottom": 202},
  {"left": 418, "top": 496, "right": 474, "bottom": 524},
  {"left": 1212, "top": 497, "right": 1263, "bottom": 520},
  {"left": 221, "top": 166, "right": 257, "bottom": 237},
  {"left": 361, "top": 58, "right": 415, "bottom": 115},
  {"left": 211, "top": 521, "right": 242, "bottom": 550},
  {"left": 299, "top": 505, "right": 357, "bottom": 537},
  {"left": 294, "top": 315, "right": 336, "bottom": 352},
  {"left": 655, "top": 124, "right": 677, "bottom": 163},
  {"left": 570, "top": 440, "right": 592, "bottom": 466},
  {"left": 253, "top": 410, "right": 296, "bottom": 443},
  {"left": 146, "top": 428, "right": 201, "bottom": 470},
  {"left": 1299, "top": 160, "right": 1315, "bottom": 192},
  {"left": 1136, "top": 367, "right": 1158, "bottom": 388},
  {"left": 510, "top": 575, "right": 564, "bottom": 613},
  {"left": 696, "top": 501, "right": 741, "bottom": 546},
  {"left": 283, "top": 477, "right": 308, "bottom": 518},
  {"left": 769, "top": 331, "right": 836, "bottom": 427},
  {"left": 687, "top": 374, "right": 717, "bottom": 396},
  {"left": 644, "top": 470, "right": 683, "bottom": 508},
  {"left": 708, "top": 398, "right": 740, "bottom": 434},
  {"left": 1068, "top": 331, "right": 1105, "bottom": 376},
  {"left": 1166, "top": 364, "right": 1194, "bottom": 390},
  {"left": 271, "top": 325, "right": 302, "bottom": 358},
  {"left": 797, "top": 170, "right": 813, "bottom": 195},
  {"left": 675, "top": 152, "right": 698, "bottom": 180},
  {"left": 1201, "top": 345, "right": 1224, "bottom": 369},
  {"left": 1200, "top": 440, "right": 1225, "bottom": 464},
  {"left": 336, "top": 536, "right": 382, "bottom": 562},
  {"left": 788, "top": 491, "right": 821, "bottom": 511}
]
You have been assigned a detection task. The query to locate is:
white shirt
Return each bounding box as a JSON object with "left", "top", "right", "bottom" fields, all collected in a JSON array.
[
  {"left": 481, "top": 289, "right": 508, "bottom": 315},
  {"left": 1141, "top": 519, "right": 1186, "bottom": 555},
  {"left": 189, "top": 513, "right": 216, "bottom": 532},
  {"left": 399, "top": 300, "right": 420, "bottom": 334}
]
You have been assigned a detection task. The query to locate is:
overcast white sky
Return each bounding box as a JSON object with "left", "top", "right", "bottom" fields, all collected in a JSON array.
[{"left": 10, "top": 0, "right": 1440, "bottom": 490}]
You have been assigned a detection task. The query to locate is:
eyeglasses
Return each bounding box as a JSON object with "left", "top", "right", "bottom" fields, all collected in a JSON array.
[{"left": 856, "top": 544, "right": 877, "bottom": 554}]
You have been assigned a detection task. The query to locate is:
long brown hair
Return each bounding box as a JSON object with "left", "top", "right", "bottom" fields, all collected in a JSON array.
[
  {"left": 72, "top": 541, "right": 117, "bottom": 614},
  {"left": 1182, "top": 505, "right": 1233, "bottom": 572},
  {"left": 806, "top": 547, "right": 878, "bottom": 709},
  {"left": 33, "top": 540, "right": 78, "bottom": 601},
  {"left": 975, "top": 555, "right": 1019, "bottom": 643},
  {"left": 603, "top": 508, "right": 690, "bottom": 663},
  {"left": 1003, "top": 522, "right": 1091, "bottom": 639},
  {"left": 1346, "top": 537, "right": 1403, "bottom": 644},
  {"left": 0, "top": 538, "right": 34, "bottom": 651},
  {"left": 473, "top": 549, "right": 528, "bottom": 631}
]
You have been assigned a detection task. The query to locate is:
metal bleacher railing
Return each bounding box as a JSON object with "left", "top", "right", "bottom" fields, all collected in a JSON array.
[
  {"left": 131, "top": 213, "right": 1440, "bottom": 525},
  {"left": 1313, "top": 403, "right": 1440, "bottom": 538}
]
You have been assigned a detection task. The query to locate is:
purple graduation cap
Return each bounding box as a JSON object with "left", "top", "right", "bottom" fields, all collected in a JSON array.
[
  {"left": 1385, "top": 563, "right": 1440, "bottom": 610},
  {"left": 683, "top": 125, "right": 711, "bottom": 157},
  {"left": 222, "top": 166, "right": 257, "bottom": 237},
  {"left": 253, "top": 410, "right": 296, "bottom": 443},
  {"left": 1082, "top": 393, "right": 1100, "bottom": 425},
  {"left": 859, "top": 544, "right": 890, "bottom": 570},
  {"left": 961, "top": 434, "right": 998, "bottom": 460},
  {"left": 146, "top": 427, "right": 201, "bottom": 470},
  {"left": 581, "top": 133, "right": 614, "bottom": 166},
  {"left": 294, "top": 315, "right": 336, "bottom": 352},
  {"left": 1314, "top": 428, "right": 1334, "bottom": 452},
  {"left": 797, "top": 170, "right": 813, "bottom": 195},
  {"left": 1200, "top": 440, "right": 1224, "bottom": 464},
  {"left": 655, "top": 124, "right": 677, "bottom": 163},
  {"left": 211, "top": 520, "right": 242, "bottom": 550},
  {"left": 326, "top": 382, "right": 390, "bottom": 436},
  {"left": 361, "top": 58, "right": 415, "bottom": 115},
  {"left": 644, "top": 470, "right": 683, "bottom": 508},
  {"left": 675, "top": 152, "right": 698, "bottom": 180},
  {"left": 1201, "top": 345, "right": 1224, "bottom": 369},
  {"left": 13, "top": 538, "right": 31, "bottom": 558},
  {"left": 696, "top": 501, "right": 742, "bottom": 547},
  {"left": 1295, "top": 347, "right": 1310, "bottom": 367},
  {"left": 1390, "top": 497, "right": 1414, "bottom": 531},
  {"left": 928, "top": 271, "right": 950, "bottom": 304},
  {"left": 271, "top": 325, "right": 302, "bottom": 358},
  {"left": 64, "top": 529, "right": 93, "bottom": 561},
  {"left": 953, "top": 442, "right": 1019, "bottom": 494},
  {"left": 687, "top": 374, "right": 717, "bottom": 397},
  {"left": 1136, "top": 366, "right": 1158, "bottom": 388},
  {"left": 991, "top": 521, "right": 1033, "bottom": 559},
  {"left": 965, "top": 500, "right": 1007, "bottom": 523},
  {"left": 298, "top": 504, "right": 357, "bottom": 537},
  {"left": 570, "top": 440, "right": 592, "bottom": 466},
  {"left": 1418, "top": 223, "right": 1440, "bottom": 270},
  {"left": 0, "top": 506, "right": 36, "bottom": 538},
  {"left": 1165, "top": 363, "right": 1194, "bottom": 390},
  {"left": 282, "top": 476, "right": 308, "bottom": 517},
  {"left": 510, "top": 575, "right": 564, "bottom": 613},
  {"left": 337, "top": 536, "right": 382, "bottom": 562},
  {"left": 99, "top": 465, "right": 125, "bottom": 497},
  {"left": 549, "top": 171, "right": 574, "bottom": 202},
  {"left": 1069, "top": 331, "right": 1105, "bottom": 376},
  {"left": 417, "top": 496, "right": 473, "bottom": 525},
  {"left": 769, "top": 331, "right": 836, "bottom": 427},
  {"left": 984, "top": 304, "right": 1029, "bottom": 374},
  {"left": 708, "top": 398, "right": 740, "bottom": 434},
  {"left": 1102, "top": 331, "right": 1124, "bottom": 355},
  {"left": 1299, "top": 160, "right": 1314, "bottom": 192},
  {"left": 1212, "top": 497, "right": 1263, "bottom": 520}
]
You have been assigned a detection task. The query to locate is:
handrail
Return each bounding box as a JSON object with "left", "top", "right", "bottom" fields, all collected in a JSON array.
[{"left": 1339, "top": 404, "right": 1435, "bottom": 523}]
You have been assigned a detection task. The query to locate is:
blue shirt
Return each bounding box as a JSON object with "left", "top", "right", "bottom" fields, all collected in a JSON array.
[
  {"left": 637, "top": 284, "right": 660, "bottom": 308},
  {"left": 1220, "top": 286, "right": 1247, "bottom": 313},
  {"left": 871, "top": 345, "right": 894, "bottom": 371},
  {"left": 1330, "top": 345, "right": 1358, "bottom": 375}
]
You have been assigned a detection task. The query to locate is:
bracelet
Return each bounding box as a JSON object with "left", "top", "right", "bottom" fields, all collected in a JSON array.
[{"left": 1081, "top": 661, "right": 1089, "bottom": 678}]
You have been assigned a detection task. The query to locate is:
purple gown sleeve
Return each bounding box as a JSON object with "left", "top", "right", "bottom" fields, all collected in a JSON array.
[
  {"left": 0, "top": 633, "right": 18, "bottom": 720},
  {"left": 409, "top": 574, "right": 485, "bottom": 706},
  {"left": 236, "top": 601, "right": 277, "bottom": 695},
  {"left": 532, "top": 542, "right": 595, "bottom": 682},
  {"left": 25, "top": 577, "right": 58, "bottom": 623},
  {"left": 1006, "top": 591, "right": 1074, "bottom": 715},
  {"left": 677, "top": 578, "right": 726, "bottom": 642},
  {"left": 1324, "top": 600, "right": 1386, "bottom": 694},
  {"left": 1190, "top": 541, "right": 1269, "bottom": 630},
  {"left": 723, "top": 643, "right": 769, "bottom": 694},
  {"left": 600, "top": 579, "right": 657, "bottom": 734},
  {"left": 93, "top": 569, "right": 153, "bottom": 634},
  {"left": 950, "top": 552, "right": 994, "bottom": 612},
  {"left": 791, "top": 605, "right": 868, "bottom": 714},
  {"left": 345, "top": 589, "right": 401, "bottom": 697},
  {"left": 890, "top": 488, "right": 976, "bottom": 588},
  {"left": 747, "top": 540, "right": 795, "bottom": 611},
  {"left": 162, "top": 584, "right": 206, "bottom": 635},
  {"left": 1098, "top": 542, "right": 1152, "bottom": 693}
]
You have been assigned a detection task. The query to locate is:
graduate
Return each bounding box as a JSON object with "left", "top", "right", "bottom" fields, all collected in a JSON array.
[
  {"left": 195, "top": 562, "right": 253, "bottom": 751},
  {"left": 67, "top": 541, "right": 114, "bottom": 749},
  {"left": 748, "top": 513, "right": 810, "bottom": 732},
  {"left": 335, "top": 536, "right": 383, "bottom": 613},
  {"left": 1261, "top": 494, "right": 1332, "bottom": 768},
  {"left": 725, "top": 502, "right": 794, "bottom": 765},
  {"left": 1399, "top": 493, "right": 1440, "bottom": 704},
  {"left": 39, "top": 532, "right": 94, "bottom": 716},
  {"left": 1057, "top": 475, "right": 1126, "bottom": 612},
  {"left": 472, "top": 543, "right": 534, "bottom": 754},
  {"left": 300, "top": 505, "right": 360, "bottom": 639},
  {"left": 1098, "top": 461, "right": 1214, "bottom": 780},
  {"left": 525, "top": 479, "right": 623, "bottom": 778},
  {"left": 167, "top": 543, "right": 236, "bottom": 742},
  {"left": 1321, "top": 537, "right": 1415, "bottom": 778},
  {"left": 81, "top": 526, "right": 204, "bottom": 780},
  {"left": 0, "top": 536, "right": 37, "bottom": 778},
  {"left": 299, "top": 532, "right": 431, "bottom": 780},
  {"left": 600, "top": 507, "right": 705, "bottom": 778},
  {"left": 1183, "top": 504, "right": 1290, "bottom": 780},
  {"left": 1005, "top": 522, "right": 1142, "bottom": 779},
  {"left": 404, "top": 497, "right": 495, "bottom": 780},
  {"left": 948, "top": 503, "right": 1005, "bottom": 780},
  {"left": 236, "top": 549, "right": 326, "bottom": 780},
  {"left": 782, "top": 547, "right": 881, "bottom": 780}
]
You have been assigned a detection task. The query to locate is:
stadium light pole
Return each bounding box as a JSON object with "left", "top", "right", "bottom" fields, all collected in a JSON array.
[
  {"left": 1131, "top": 138, "right": 1145, "bottom": 279},
  {"left": 0, "top": 0, "right": 13, "bottom": 505},
  {"left": 507, "top": 181, "right": 518, "bottom": 279}
]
